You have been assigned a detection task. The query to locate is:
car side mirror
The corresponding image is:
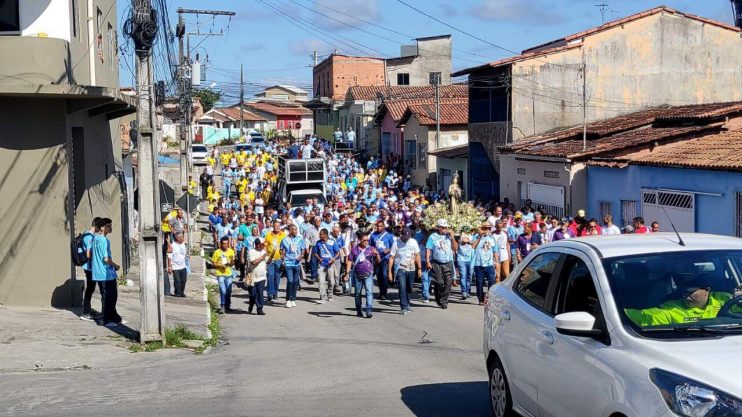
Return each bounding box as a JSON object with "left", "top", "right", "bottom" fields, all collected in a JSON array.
[{"left": 555, "top": 312, "right": 602, "bottom": 337}]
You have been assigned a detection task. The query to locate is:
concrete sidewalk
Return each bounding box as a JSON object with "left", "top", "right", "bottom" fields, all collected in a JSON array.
[{"left": 0, "top": 252, "right": 212, "bottom": 374}]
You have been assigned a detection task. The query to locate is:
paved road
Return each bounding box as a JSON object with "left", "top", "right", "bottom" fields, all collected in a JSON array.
[{"left": 0, "top": 282, "right": 490, "bottom": 417}]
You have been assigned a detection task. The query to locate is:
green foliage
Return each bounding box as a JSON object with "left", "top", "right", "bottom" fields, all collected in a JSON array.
[
  {"left": 193, "top": 88, "right": 222, "bottom": 112},
  {"left": 218, "top": 137, "right": 235, "bottom": 146},
  {"left": 422, "top": 202, "right": 484, "bottom": 234}
]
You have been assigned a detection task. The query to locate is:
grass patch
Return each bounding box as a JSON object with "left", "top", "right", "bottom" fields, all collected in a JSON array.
[
  {"left": 129, "top": 341, "right": 164, "bottom": 353},
  {"left": 165, "top": 325, "right": 205, "bottom": 348},
  {"left": 203, "top": 283, "right": 222, "bottom": 352}
]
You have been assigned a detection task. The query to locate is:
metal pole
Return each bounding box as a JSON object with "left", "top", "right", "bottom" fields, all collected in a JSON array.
[
  {"left": 133, "top": 0, "right": 165, "bottom": 342},
  {"left": 178, "top": 11, "right": 188, "bottom": 198},
  {"left": 435, "top": 74, "right": 440, "bottom": 150},
  {"left": 582, "top": 51, "right": 587, "bottom": 151},
  {"left": 240, "top": 63, "right": 244, "bottom": 139}
]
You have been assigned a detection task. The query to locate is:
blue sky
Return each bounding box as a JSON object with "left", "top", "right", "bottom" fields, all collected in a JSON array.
[{"left": 117, "top": 0, "right": 736, "bottom": 99}]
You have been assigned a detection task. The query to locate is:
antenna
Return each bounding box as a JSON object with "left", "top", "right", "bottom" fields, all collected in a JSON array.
[
  {"left": 659, "top": 205, "right": 686, "bottom": 247},
  {"left": 596, "top": 3, "right": 609, "bottom": 24}
]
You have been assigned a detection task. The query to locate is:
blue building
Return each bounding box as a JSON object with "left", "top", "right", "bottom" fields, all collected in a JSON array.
[{"left": 587, "top": 131, "right": 742, "bottom": 237}]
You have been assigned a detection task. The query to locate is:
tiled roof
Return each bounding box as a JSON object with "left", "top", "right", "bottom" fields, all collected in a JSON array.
[
  {"left": 346, "top": 84, "right": 467, "bottom": 102},
  {"left": 244, "top": 102, "right": 311, "bottom": 117},
  {"left": 217, "top": 107, "right": 267, "bottom": 122},
  {"left": 593, "top": 130, "right": 742, "bottom": 172},
  {"left": 399, "top": 102, "right": 468, "bottom": 126},
  {"left": 453, "top": 6, "right": 741, "bottom": 77},
  {"left": 502, "top": 102, "right": 742, "bottom": 159},
  {"left": 379, "top": 97, "right": 467, "bottom": 123}
]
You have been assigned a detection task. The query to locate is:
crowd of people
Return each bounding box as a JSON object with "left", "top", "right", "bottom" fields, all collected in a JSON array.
[{"left": 196, "top": 135, "right": 664, "bottom": 318}]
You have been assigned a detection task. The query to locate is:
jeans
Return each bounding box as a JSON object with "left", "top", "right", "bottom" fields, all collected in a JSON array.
[
  {"left": 375, "top": 257, "right": 390, "bottom": 297},
  {"left": 217, "top": 275, "right": 233, "bottom": 308},
  {"left": 420, "top": 267, "right": 431, "bottom": 301},
  {"left": 163, "top": 266, "right": 172, "bottom": 296},
  {"left": 285, "top": 264, "right": 301, "bottom": 301},
  {"left": 267, "top": 260, "right": 282, "bottom": 298},
  {"left": 457, "top": 260, "right": 474, "bottom": 297},
  {"left": 309, "top": 255, "right": 319, "bottom": 281},
  {"left": 172, "top": 268, "right": 187, "bottom": 296},
  {"left": 249, "top": 280, "right": 266, "bottom": 311},
  {"left": 474, "top": 265, "right": 497, "bottom": 303},
  {"left": 395, "top": 269, "right": 414, "bottom": 311},
  {"left": 98, "top": 279, "right": 122, "bottom": 324},
  {"left": 353, "top": 273, "right": 374, "bottom": 315},
  {"left": 431, "top": 261, "right": 454, "bottom": 307},
  {"left": 82, "top": 269, "right": 98, "bottom": 315}
]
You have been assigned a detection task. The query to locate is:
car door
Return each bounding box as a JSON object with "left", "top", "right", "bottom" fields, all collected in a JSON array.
[
  {"left": 537, "top": 250, "right": 616, "bottom": 417},
  {"left": 499, "top": 251, "right": 562, "bottom": 417}
]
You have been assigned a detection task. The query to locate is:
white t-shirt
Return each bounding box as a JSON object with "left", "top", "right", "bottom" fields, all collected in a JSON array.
[
  {"left": 390, "top": 238, "right": 420, "bottom": 272},
  {"left": 248, "top": 249, "right": 267, "bottom": 282},
  {"left": 601, "top": 224, "right": 621, "bottom": 236},
  {"left": 493, "top": 231, "right": 509, "bottom": 262},
  {"left": 169, "top": 242, "right": 188, "bottom": 271}
]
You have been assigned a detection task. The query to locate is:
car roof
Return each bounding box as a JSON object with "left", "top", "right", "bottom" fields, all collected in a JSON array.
[{"left": 546, "top": 233, "right": 742, "bottom": 259}]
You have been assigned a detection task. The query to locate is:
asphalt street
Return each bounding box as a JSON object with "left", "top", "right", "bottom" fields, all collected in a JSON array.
[{"left": 0, "top": 281, "right": 491, "bottom": 417}]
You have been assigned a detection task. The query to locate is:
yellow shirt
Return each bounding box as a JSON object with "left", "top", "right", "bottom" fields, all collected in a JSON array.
[
  {"left": 207, "top": 156, "right": 216, "bottom": 167},
  {"left": 240, "top": 192, "right": 250, "bottom": 206},
  {"left": 236, "top": 153, "right": 246, "bottom": 165},
  {"left": 237, "top": 178, "right": 248, "bottom": 194},
  {"left": 188, "top": 180, "right": 198, "bottom": 194},
  {"left": 211, "top": 248, "right": 235, "bottom": 276},
  {"left": 265, "top": 231, "right": 286, "bottom": 260},
  {"left": 247, "top": 190, "right": 256, "bottom": 202},
  {"left": 161, "top": 210, "right": 177, "bottom": 233},
  {"left": 220, "top": 153, "right": 231, "bottom": 166}
]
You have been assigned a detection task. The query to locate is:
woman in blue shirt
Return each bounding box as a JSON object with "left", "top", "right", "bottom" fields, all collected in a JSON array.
[
  {"left": 473, "top": 223, "right": 501, "bottom": 305},
  {"left": 456, "top": 233, "right": 475, "bottom": 301}
]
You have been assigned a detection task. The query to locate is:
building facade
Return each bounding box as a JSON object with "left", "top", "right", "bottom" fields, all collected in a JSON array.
[
  {"left": 0, "top": 0, "right": 135, "bottom": 306},
  {"left": 453, "top": 6, "right": 742, "bottom": 201},
  {"left": 386, "top": 35, "right": 452, "bottom": 87},
  {"left": 255, "top": 85, "right": 308, "bottom": 103}
]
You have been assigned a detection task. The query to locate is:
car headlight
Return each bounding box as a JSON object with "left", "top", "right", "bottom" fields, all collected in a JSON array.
[{"left": 650, "top": 368, "right": 742, "bottom": 417}]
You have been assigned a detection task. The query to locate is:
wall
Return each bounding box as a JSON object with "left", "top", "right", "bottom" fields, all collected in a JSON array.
[
  {"left": 587, "top": 164, "right": 742, "bottom": 236},
  {"left": 387, "top": 37, "right": 452, "bottom": 86},
  {"left": 511, "top": 12, "right": 742, "bottom": 137},
  {"left": 499, "top": 155, "right": 573, "bottom": 210},
  {"left": 0, "top": 96, "right": 123, "bottom": 307},
  {"left": 379, "top": 112, "right": 401, "bottom": 157},
  {"left": 312, "top": 55, "right": 385, "bottom": 100}
]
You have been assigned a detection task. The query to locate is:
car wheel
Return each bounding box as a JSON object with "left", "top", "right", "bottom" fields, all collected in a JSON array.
[{"left": 489, "top": 358, "right": 514, "bottom": 417}]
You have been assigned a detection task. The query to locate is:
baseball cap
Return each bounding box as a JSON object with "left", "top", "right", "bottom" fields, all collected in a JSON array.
[{"left": 437, "top": 219, "right": 449, "bottom": 228}]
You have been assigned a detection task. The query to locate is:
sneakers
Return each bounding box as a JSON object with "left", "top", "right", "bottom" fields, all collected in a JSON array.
[
  {"left": 80, "top": 313, "right": 95, "bottom": 322},
  {"left": 422, "top": 299, "right": 430, "bottom": 304},
  {"left": 400, "top": 309, "right": 408, "bottom": 315},
  {"left": 291, "top": 300, "right": 296, "bottom": 307},
  {"left": 328, "top": 296, "right": 334, "bottom": 302},
  {"left": 119, "top": 318, "right": 128, "bottom": 325},
  {"left": 315, "top": 299, "right": 327, "bottom": 304},
  {"left": 286, "top": 301, "right": 292, "bottom": 308},
  {"left": 218, "top": 307, "right": 225, "bottom": 314},
  {"left": 257, "top": 309, "right": 265, "bottom": 316}
]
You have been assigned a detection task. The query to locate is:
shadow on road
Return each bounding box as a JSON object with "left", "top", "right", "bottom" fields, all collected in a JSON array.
[{"left": 400, "top": 381, "right": 490, "bottom": 417}]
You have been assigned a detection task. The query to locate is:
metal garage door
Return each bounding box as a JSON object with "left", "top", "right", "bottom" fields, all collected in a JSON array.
[
  {"left": 527, "top": 183, "right": 565, "bottom": 218},
  {"left": 641, "top": 189, "right": 695, "bottom": 232}
]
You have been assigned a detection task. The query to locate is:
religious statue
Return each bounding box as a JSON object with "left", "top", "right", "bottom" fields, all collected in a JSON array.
[{"left": 448, "top": 172, "right": 463, "bottom": 216}]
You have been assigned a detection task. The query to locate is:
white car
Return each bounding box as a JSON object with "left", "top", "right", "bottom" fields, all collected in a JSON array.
[
  {"left": 484, "top": 233, "right": 742, "bottom": 417},
  {"left": 191, "top": 144, "right": 208, "bottom": 165}
]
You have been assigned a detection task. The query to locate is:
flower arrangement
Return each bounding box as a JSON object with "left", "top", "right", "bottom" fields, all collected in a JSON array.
[{"left": 422, "top": 202, "right": 484, "bottom": 234}]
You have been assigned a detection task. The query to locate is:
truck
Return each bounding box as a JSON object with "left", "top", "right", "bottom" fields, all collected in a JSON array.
[{"left": 276, "top": 155, "right": 328, "bottom": 211}]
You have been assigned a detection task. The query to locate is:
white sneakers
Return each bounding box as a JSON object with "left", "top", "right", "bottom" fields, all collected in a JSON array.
[
  {"left": 286, "top": 300, "right": 298, "bottom": 308},
  {"left": 316, "top": 299, "right": 327, "bottom": 304},
  {"left": 291, "top": 300, "right": 296, "bottom": 307}
]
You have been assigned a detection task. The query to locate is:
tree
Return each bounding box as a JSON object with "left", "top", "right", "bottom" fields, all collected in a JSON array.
[{"left": 192, "top": 88, "right": 222, "bottom": 112}]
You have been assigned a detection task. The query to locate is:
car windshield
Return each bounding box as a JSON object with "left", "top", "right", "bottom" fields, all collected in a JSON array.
[
  {"left": 192, "top": 145, "right": 207, "bottom": 153},
  {"left": 604, "top": 250, "right": 742, "bottom": 338},
  {"left": 290, "top": 193, "right": 327, "bottom": 207}
]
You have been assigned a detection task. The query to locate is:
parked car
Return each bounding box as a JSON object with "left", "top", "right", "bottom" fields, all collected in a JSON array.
[
  {"left": 191, "top": 144, "right": 208, "bottom": 165},
  {"left": 484, "top": 233, "right": 742, "bottom": 417}
]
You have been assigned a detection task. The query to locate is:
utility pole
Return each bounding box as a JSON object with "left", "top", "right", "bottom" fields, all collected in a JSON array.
[
  {"left": 177, "top": 10, "right": 188, "bottom": 201},
  {"left": 582, "top": 51, "right": 588, "bottom": 151},
  {"left": 130, "top": 0, "right": 165, "bottom": 342},
  {"left": 596, "top": 4, "right": 609, "bottom": 24},
  {"left": 240, "top": 63, "right": 244, "bottom": 138},
  {"left": 312, "top": 50, "right": 319, "bottom": 66},
  {"left": 434, "top": 73, "right": 440, "bottom": 151}
]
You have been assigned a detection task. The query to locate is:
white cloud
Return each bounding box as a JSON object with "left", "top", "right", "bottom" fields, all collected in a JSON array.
[{"left": 468, "top": 0, "right": 570, "bottom": 26}]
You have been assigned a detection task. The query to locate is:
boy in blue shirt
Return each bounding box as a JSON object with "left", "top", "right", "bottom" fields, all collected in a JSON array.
[
  {"left": 81, "top": 217, "right": 101, "bottom": 321},
  {"left": 92, "top": 218, "right": 124, "bottom": 327}
]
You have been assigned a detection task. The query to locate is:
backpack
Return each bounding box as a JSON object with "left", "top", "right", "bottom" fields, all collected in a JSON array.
[{"left": 72, "top": 232, "right": 93, "bottom": 266}]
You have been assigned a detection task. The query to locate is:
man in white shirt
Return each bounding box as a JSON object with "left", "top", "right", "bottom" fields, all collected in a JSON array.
[
  {"left": 248, "top": 238, "right": 268, "bottom": 315},
  {"left": 602, "top": 214, "right": 622, "bottom": 236},
  {"left": 167, "top": 232, "right": 189, "bottom": 297},
  {"left": 389, "top": 228, "right": 421, "bottom": 314}
]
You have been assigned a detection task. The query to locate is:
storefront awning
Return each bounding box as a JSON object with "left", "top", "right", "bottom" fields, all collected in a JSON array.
[{"left": 428, "top": 144, "right": 468, "bottom": 158}]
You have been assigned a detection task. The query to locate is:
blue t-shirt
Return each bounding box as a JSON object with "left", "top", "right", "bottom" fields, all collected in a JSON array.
[
  {"left": 474, "top": 235, "right": 500, "bottom": 267},
  {"left": 314, "top": 240, "right": 339, "bottom": 267},
  {"left": 82, "top": 232, "right": 95, "bottom": 271},
  {"left": 457, "top": 243, "right": 474, "bottom": 263},
  {"left": 281, "top": 235, "right": 306, "bottom": 267},
  {"left": 370, "top": 230, "right": 394, "bottom": 259},
  {"left": 92, "top": 235, "right": 115, "bottom": 281},
  {"left": 215, "top": 223, "right": 231, "bottom": 241},
  {"left": 426, "top": 233, "right": 453, "bottom": 263}
]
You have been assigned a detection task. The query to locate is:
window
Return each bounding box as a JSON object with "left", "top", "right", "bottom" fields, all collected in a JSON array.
[
  {"left": 544, "top": 170, "right": 560, "bottom": 178},
  {"left": 96, "top": 7, "right": 102, "bottom": 32},
  {"left": 620, "top": 200, "right": 637, "bottom": 228},
  {"left": 599, "top": 201, "right": 612, "bottom": 220},
  {"left": 429, "top": 72, "right": 441, "bottom": 85},
  {"left": 397, "top": 73, "right": 410, "bottom": 85},
  {"left": 555, "top": 256, "right": 599, "bottom": 316},
  {"left": 277, "top": 120, "right": 284, "bottom": 130},
  {"left": 404, "top": 140, "right": 417, "bottom": 169},
  {"left": 514, "top": 252, "right": 561, "bottom": 312},
  {"left": 0, "top": 0, "right": 20, "bottom": 32},
  {"left": 517, "top": 168, "right": 526, "bottom": 175},
  {"left": 107, "top": 23, "right": 113, "bottom": 68}
]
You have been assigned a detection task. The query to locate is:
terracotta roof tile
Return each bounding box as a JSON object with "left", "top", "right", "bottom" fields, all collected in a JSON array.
[
  {"left": 382, "top": 97, "right": 467, "bottom": 123},
  {"left": 399, "top": 102, "right": 468, "bottom": 126},
  {"left": 218, "top": 107, "right": 267, "bottom": 122},
  {"left": 503, "top": 101, "right": 742, "bottom": 159},
  {"left": 244, "top": 102, "right": 311, "bottom": 117},
  {"left": 346, "top": 85, "right": 467, "bottom": 102},
  {"left": 597, "top": 130, "right": 742, "bottom": 172}
]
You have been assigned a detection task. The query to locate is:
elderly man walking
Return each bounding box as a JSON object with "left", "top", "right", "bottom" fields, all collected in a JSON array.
[{"left": 425, "top": 219, "right": 457, "bottom": 309}]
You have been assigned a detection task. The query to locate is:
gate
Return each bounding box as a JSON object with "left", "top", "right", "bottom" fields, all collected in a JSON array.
[{"left": 641, "top": 189, "right": 695, "bottom": 232}]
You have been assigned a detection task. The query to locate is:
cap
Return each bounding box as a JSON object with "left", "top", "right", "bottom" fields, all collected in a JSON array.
[
  {"left": 400, "top": 228, "right": 412, "bottom": 239},
  {"left": 437, "top": 219, "right": 449, "bottom": 228},
  {"left": 514, "top": 213, "right": 523, "bottom": 219},
  {"left": 254, "top": 237, "right": 264, "bottom": 245}
]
